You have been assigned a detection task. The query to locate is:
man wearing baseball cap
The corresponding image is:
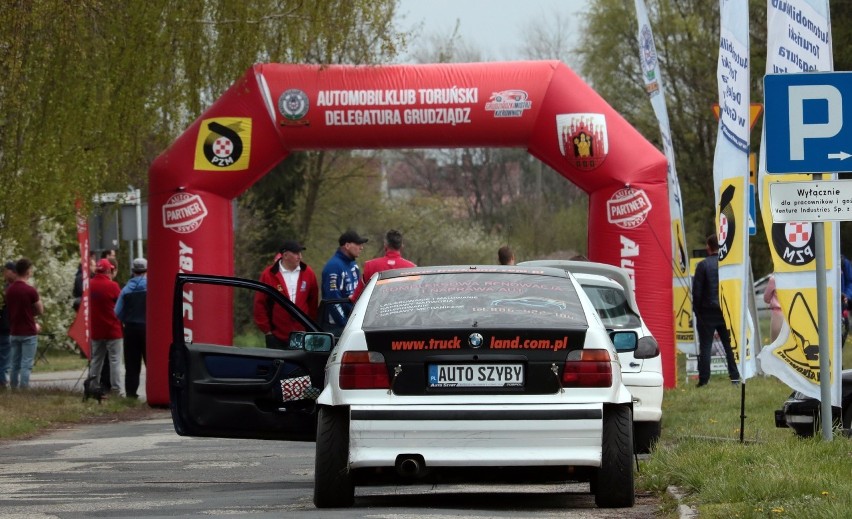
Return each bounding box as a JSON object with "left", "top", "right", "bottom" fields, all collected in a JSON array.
[
  {"left": 321, "top": 229, "right": 368, "bottom": 328},
  {"left": 89, "top": 258, "right": 124, "bottom": 396},
  {"left": 254, "top": 240, "right": 319, "bottom": 349},
  {"left": 115, "top": 258, "right": 148, "bottom": 399}
]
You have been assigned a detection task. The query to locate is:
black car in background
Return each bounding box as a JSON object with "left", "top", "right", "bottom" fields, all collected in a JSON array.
[{"left": 774, "top": 369, "right": 852, "bottom": 437}]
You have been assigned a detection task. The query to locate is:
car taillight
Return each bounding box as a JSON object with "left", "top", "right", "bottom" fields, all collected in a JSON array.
[
  {"left": 562, "top": 349, "right": 613, "bottom": 387},
  {"left": 339, "top": 351, "right": 390, "bottom": 389}
]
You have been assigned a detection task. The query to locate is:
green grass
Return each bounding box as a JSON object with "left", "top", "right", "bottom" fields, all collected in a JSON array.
[
  {"left": 0, "top": 387, "right": 149, "bottom": 439},
  {"left": 31, "top": 336, "right": 89, "bottom": 373},
  {"left": 639, "top": 352, "right": 852, "bottom": 518}
]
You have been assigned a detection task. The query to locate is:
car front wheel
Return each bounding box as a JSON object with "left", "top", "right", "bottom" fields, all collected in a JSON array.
[
  {"left": 313, "top": 406, "right": 354, "bottom": 508},
  {"left": 594, "top": 405, "right": 635, "bottom": 508}
]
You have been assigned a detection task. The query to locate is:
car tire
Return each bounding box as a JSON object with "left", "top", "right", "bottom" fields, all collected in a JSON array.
[
  {"left": 634, "top": 420, "right": 661, "bottom": 454},
  {"left": 843, "top": 402, "right": 851, "bottom": 430},
  {"left": 313, "top": 406, "right": 354, "bottom": 508},
  {"left": 594, "top": 405, "right": 635, "bottom": 508}
]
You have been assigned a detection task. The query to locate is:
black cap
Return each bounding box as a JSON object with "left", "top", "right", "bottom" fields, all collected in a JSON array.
[
  {"left": 4, "top": 261, "right": 15, "bottom": 270},
  {"left": 280, "top": 240, "right": 306, "bottom": 253},
  {"left": 338, "top": 230, "right": 368, "bottom": 246}
]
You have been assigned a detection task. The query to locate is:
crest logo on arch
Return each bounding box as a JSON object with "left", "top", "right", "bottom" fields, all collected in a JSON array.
[{"left": 556, "top": 113, "right": 608, "bottom": 171}]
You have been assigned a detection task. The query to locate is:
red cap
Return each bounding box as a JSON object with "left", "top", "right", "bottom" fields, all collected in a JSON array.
[{"left": 96, "top": 259, "right": 114, "bottom": 272}]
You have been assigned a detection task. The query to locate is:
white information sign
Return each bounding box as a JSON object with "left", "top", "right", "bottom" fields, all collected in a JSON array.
[{"left": 769, "top": 179, "right": 852, "bottom": 222}]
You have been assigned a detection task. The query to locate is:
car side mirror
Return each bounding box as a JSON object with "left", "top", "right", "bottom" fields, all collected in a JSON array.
[
  {"left": 289, "top": 331, "right": 334, "bottom": 352},
  {"left": 610, "top": 330, "right": 638, "bottom": 352},
  {"left": 634, "top": 336, "right": 660, "bottom": 359}
]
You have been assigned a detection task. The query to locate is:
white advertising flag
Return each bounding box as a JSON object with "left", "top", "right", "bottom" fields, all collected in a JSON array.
[
  {"left": 633, "top": 0, "right": 693, "bottom": 355},
  {"left": 714, "top": 0, "right": 757, "bottom": 380}
]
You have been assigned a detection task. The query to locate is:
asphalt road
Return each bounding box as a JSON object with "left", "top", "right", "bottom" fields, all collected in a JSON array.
[{"left": 0, "top": 411, "right": 662, "bottom": 518}]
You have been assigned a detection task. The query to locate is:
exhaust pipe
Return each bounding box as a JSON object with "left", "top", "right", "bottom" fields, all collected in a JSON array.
[{"left": 395, "top": 454, "right": 426, "bottom": 477}]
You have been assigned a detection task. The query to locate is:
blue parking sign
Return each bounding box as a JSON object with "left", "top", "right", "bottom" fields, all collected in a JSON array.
[{"left": 764, "top": 72, "right": 852, "bottom": 174}]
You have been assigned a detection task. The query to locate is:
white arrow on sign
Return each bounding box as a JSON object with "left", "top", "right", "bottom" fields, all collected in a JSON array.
[{"left": 828, "top": 151, "right": 852, "bottom": 160}]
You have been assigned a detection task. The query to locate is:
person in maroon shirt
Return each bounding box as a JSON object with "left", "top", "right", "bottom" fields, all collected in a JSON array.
[
  {"left": 89, "top": 258, "right": 124, "bottom": 396},
  {"left": 353, "top": 230, "right": 416, "bottom": 301},
  {"left": 253, "top": 240, "right": 319, "bottom": 349},
  {"left": 5, "top": 258, "right": 43, "bottom": 389}
]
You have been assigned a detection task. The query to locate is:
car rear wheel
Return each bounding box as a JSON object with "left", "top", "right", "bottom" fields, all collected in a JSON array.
[
  {"left": 313, "top": 406, "right": 354, "bottom": 508},
  {"left": 594, "top": 405, "right": 635, "bottom": 508},
  {"left": 634, "top": 420, "right": 661, "bottom": 454}
]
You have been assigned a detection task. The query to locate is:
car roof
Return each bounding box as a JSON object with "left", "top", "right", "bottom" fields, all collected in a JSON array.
[
  {"left": 376, "top": 264, "right": 573, "bottom": 281},
  {"left": 518, "top": 260, "right": 640, "bottom": 315}
]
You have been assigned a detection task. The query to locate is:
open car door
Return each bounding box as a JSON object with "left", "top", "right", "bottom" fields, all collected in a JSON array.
[{"left": 169, "top": 274, "right": 333, "bottom": 442}]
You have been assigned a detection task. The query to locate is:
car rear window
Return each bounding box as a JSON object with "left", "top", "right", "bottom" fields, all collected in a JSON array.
[
  {"left": 362, "top": 271, "right": 586, "bottom": 330},
  {"left": 580, "top": 282, "right": 641, "bottom": 328}
]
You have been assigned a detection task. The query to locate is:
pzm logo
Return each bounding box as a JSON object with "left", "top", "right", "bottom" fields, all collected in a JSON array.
[
  {"left": 782, "top": 245, "right": 814, "bottom": 265},
  {"left": 773, "top": 222, "right": 815, "bottom": 266}
]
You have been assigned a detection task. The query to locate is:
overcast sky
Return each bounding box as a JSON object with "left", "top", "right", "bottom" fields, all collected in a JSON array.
[{"left": 395, "top": 0, "right": 587, "bottom": 62}]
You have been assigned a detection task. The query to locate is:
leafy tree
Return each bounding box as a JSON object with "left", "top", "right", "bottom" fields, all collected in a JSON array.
[{"left": 0, "top": 0, "right": 405, "bottom": 341}]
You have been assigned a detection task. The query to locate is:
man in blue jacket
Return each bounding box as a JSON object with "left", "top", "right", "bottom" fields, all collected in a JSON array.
[
  {"left": 322, "top": 230, "right": 368, "bottom": 328},
  {"left": 115, "top": 258, "right": 147, "bottom": 399}
]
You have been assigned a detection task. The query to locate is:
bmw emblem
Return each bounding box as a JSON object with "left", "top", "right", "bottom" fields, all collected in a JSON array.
[{"left": 468, "top": 333, "right": 484, "bottom": 349}]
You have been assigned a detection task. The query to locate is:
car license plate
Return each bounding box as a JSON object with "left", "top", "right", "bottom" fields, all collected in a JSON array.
[{"left": 428, "top": 364, "right": 524, "bottom": 388}]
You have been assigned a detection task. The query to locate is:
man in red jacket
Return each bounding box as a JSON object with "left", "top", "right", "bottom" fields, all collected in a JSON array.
[
  {"left": 354, "top": 229, "right": 416, "bottom": 301},
  {"left": 89, "top": 258, "right": 124, "bottom": 396},
  {"left": 253, "top": 240, "right": 319, "bottom": 349}
]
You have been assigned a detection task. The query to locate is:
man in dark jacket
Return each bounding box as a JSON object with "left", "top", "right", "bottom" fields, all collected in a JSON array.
[
  {"left": 692, "top": 234, "right": 740, "bottom": 386},
  {"left": 115, "top": 258, "right": 147, "bottom": 399},
  {"left": 322, "top": 230, "right": 368, "bottom": 327}
]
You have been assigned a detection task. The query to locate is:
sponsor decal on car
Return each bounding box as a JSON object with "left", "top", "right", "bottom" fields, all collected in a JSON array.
[
  {"left": 556, "top": 113, "right": 608, "bottom": 171},
  {"left": 489, "top": 335, "right": 569, "bottom": 351},
  {"left": 194, "top": 117, "right": 251, "bottom": 171},
  {"left": 163, "top": 192, "right": 208, "bottom": 234},
  {"left": 391, "top": 337, "right": 462, "bottom": 351},
  {"left": 388, "top": 334, "right": 569, "bottom": 351}
]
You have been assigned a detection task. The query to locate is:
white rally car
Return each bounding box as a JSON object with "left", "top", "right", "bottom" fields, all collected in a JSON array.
[
  {"left": 519, "top": 260, "right": 664, "bottom": 453},
  {"left": 169, "top": 265, "right": 637, "bottom": 509}
]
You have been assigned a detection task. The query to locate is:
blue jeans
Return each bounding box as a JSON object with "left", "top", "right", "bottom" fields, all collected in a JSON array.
[
  {"left": 0, "top": 333, "right": 10, "bottom": 386},
  {"left": 9, "top": 335, "right": 37, "bottom": 388}
]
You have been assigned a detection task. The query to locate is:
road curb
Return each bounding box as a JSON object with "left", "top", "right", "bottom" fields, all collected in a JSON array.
[{"left": 667, "top": 486, "right": 696, "bottom": 518}]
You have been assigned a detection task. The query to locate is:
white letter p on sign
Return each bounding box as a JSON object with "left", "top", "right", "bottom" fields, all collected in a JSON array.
[{"left": 788, "top": 85, "right": 842, "bottom": 160}]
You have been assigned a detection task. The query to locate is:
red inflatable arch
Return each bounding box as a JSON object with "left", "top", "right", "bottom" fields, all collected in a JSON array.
[{"left": 148, "top": 61, "right": 673, "bottom": 405}]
